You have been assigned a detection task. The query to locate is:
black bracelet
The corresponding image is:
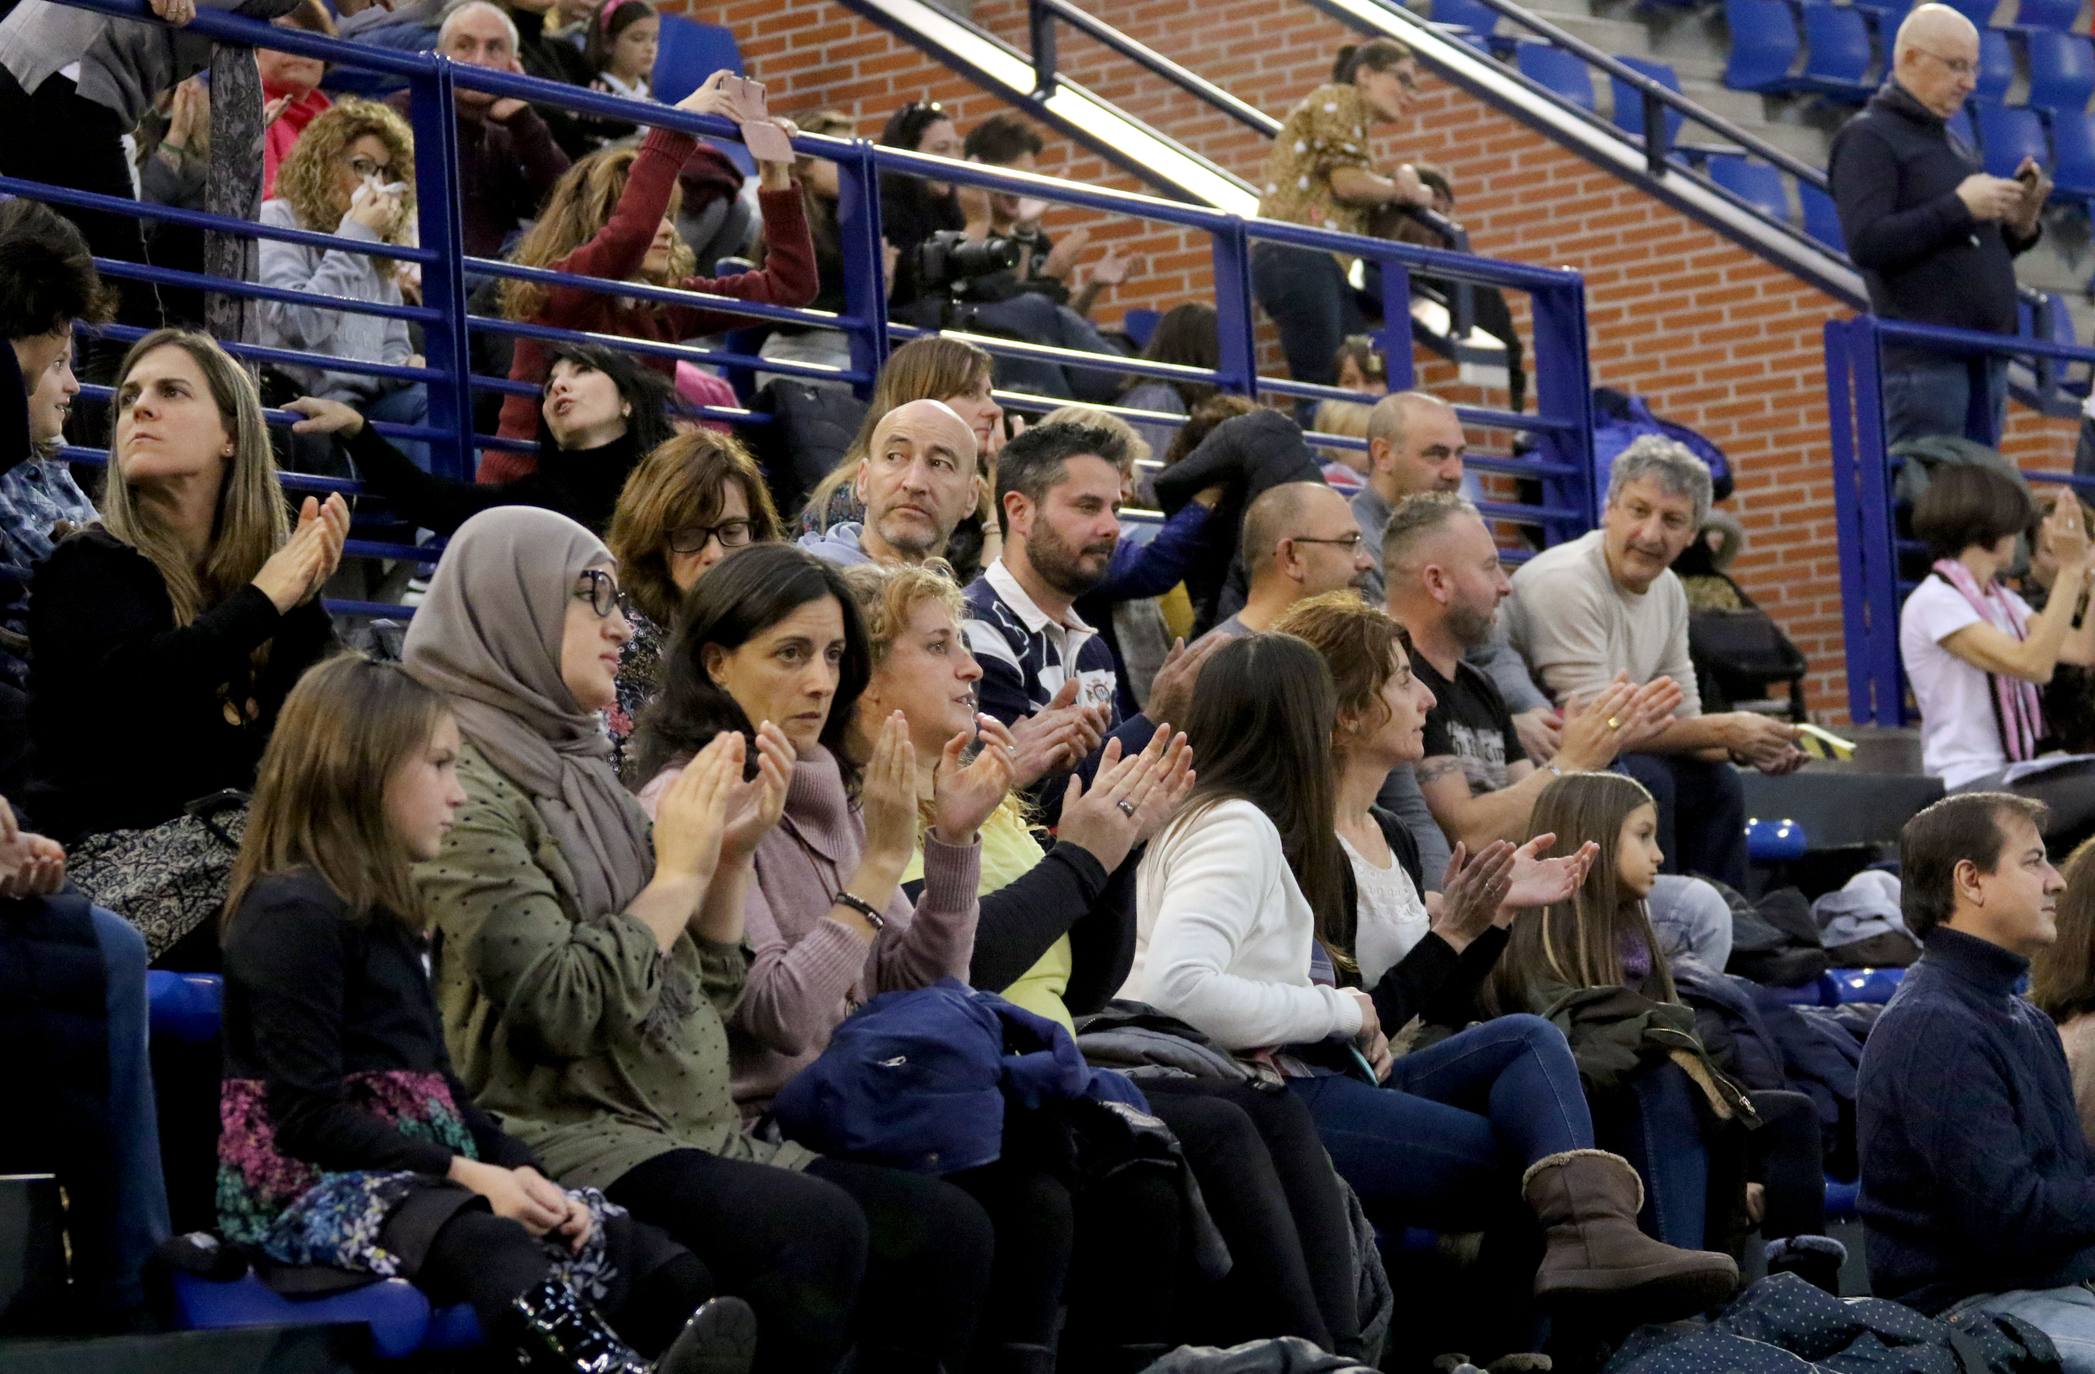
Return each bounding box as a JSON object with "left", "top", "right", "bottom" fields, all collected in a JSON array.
[{"left": 834, "top": 890, "right": 886, "bottom": 931}]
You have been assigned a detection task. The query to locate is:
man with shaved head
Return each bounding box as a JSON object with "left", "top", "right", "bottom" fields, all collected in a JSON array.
[
  {"left": 1203, "top": 481, "right": 1375, "bottom": 640},
  {"left": 800, "top": 398, "right": 980, "bottom": 566},
  {"left": 1829, "top": 1, "right": 2049, "bottom": 445}
]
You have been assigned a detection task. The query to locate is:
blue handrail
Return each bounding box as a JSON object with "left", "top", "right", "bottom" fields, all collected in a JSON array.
[
  {"left": 1824, "top": 313, "right": 2095, "bottom": 725},
  {"left": 30, "top": 0, "right": 1602, "bottom": 618}
]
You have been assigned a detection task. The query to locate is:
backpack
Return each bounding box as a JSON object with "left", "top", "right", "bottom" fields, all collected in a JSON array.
[{"left": 1592, "top": 388, "right": 1734, "bottom": 503}]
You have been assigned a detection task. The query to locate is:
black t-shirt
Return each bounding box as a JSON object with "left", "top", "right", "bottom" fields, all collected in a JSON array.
[{"left": 1412, "top": 647, "right": 1524, "bottom": 797}]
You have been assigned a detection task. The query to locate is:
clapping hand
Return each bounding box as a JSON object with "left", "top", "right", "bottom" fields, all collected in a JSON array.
[
  {"left": 1145, "top": 635, "right": 1226, "bottom": 735},
  {"left": 719, "top": 721, "right": 796, "bottom": 862},
  {"left": 1085, "top": 246, "right": 1141, "bottom": 290},
  {"left": 1499, "top": 832, "right": 1597, "bottom": 922},
  {"left": 2048, "top": 488, "right": 2092, "bottom": 573},
  {"left": 651, "top": 732, "right": 742, "bottom": 882},
  {"left": 1429, "top": 840, "right": 1516, "bottom": 952},
  {"left": 1053, "top": 725, "right": 1195, "bottom": 872},
  {"left": 0, "top": 797, "right": 65, "bottom": 900},
  {"left": 1008, "top": 678, "right": 1108, "bottom": 787},
  {"left": 857, "top": 711, "right": 921, "bottom": 870},
  {"left": 930, "top": 715, "right": 1017, "bottom": 844}
]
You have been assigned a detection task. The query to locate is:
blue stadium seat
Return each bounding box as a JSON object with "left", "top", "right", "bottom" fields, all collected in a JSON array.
[
  {"left": 653, "top": 14, "right": 755, "bottom": 177},
  {"left": 1745, "top": 815, "right": 1808, "bottom": 864},
  {"left": 1708, "top": 154, "right": 1793, "bottom": 220},
  {"left": 1800, "top": 180, "right": 1847, "bottom": 250},
  {"left": 1823, "top": 1176, "right": 1861, "bottom": 1221},
  {"left": 1851, "top": 0, "right": 1908, "bottom": 17},
  {"left": 1975, "top": 100, "right": 2051, "bottom": 175},
  {"left": 144, "top": 972, "right": 486, "bottom": 1359},
  {"left": 1431, "top": 0, "right": 1503, "bottom": 38},
  {"left": 1976, "top": 29, "right": 2016, "bottom": 104},
  {"left": 2051, "top": 109, "right": 2095, "bottom": 203},
  {"left": 1941, "top": 0, "right": 2000, "bottom": 24},
  {"left": 1798, "top": 2, "right": 1876, "bottom": 97},
  {"left": 1515, "top": 42, "right": 1599, "bottom": 111},
  {"left": 1611, "top": 54, "right": 1688, "bottom": 150},
  {"left": 2025, "top": 30, "right": 2095, "bottom": 112},
  {"left": 2010, "top": 0, "right": 2082, "bottom": 28},
  {"left": 1121, "top": 308, "right": 1162, "bottom": 349},
  {"left": 1725, "top": 0, "right": 1802, "bottom": 92}
]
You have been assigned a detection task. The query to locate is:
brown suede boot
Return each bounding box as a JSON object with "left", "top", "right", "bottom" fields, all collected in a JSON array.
[{"left": 1522, "top": 1149, "right": 1739, "bottom": 1318}]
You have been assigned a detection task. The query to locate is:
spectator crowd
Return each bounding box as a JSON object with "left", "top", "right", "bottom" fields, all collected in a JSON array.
[{"left": 6, "top": 1, "right": 2095, "bottom": 1372}]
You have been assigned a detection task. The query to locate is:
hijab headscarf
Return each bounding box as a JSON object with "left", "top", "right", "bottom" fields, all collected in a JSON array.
[{"left": 403, "top": 506, "right": 653, "bottom": 918}]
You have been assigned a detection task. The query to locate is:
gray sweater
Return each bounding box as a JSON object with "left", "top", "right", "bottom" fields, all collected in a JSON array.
[{"left": 256, "top": 198, "right": 413, "bottom": 404}]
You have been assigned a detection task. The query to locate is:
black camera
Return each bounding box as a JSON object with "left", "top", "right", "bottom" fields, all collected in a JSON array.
[{"left": 915, "top": 230, "right": 1023, "bottom": 301}]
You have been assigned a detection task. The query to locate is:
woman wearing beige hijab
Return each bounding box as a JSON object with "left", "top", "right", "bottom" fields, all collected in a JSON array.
[{"left": 403, "top": 506, "right": 991, "bottom": 1374}]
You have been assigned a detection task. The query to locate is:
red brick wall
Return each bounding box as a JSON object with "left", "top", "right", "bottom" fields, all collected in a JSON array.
[{"left": 702, "top": 0, "right": 2082, "bottom": 720}]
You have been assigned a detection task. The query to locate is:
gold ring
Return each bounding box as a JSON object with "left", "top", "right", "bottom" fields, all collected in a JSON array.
[{"left": 1606, "top": 716, "right": 1622, "bottom": 731}]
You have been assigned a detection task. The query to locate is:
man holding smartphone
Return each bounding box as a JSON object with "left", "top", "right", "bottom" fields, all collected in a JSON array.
[{"left": 1828, "top": 2, "right": 2049, "bottom": 447}]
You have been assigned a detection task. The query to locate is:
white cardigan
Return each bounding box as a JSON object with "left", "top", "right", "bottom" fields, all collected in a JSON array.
[{"left": 1123, "top": 798, "right": 1364, "bottom": 1052}]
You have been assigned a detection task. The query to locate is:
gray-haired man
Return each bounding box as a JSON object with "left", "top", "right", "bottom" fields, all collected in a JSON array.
[{"left": 1504, "top": 437, "right": 1802, "bottom": 888}]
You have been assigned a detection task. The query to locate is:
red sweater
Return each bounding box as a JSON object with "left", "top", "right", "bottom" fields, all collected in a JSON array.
[
  {"left": 261, "top": 85, "right": 331, "bottom": 200},
  {"left": 483, "top": 127, "right": 817, "bottom": 482}
]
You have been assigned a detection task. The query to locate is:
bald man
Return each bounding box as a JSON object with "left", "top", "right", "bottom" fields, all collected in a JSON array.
[
  {"left": 1828, "top": 2, "right": 2048, "bottom": 446},
  {"left": 799, "top": 399, "right": 980, "bottom": 567},
  {"left": 1204, "top": 481, "right": 1375, "bottom": 640}
]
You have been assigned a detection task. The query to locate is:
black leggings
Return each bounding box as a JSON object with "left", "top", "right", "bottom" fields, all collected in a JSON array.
[
  {"left": 1146, "top": 1080, "right": 1361, "bottom": 1356},
  {"left": 608, "top": 1149, "right": 991, "bottom": 1374},
  {"left": 1748, "top": 1089, "right": 1828, "bottom": 1240},
  {"left": 412, "top": 1204, "right": 708, "bottom": 1356}
]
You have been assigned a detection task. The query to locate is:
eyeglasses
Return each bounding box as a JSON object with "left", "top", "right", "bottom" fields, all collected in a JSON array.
[
  {"left": 1914, "top": 48, "right": 1977, "bottom": 77},
  {"left": 576, "top": 568, "right": 630, "bottom": 620},
  {"left": 1291, "top": 532, "right": 1366, "bottom": 549},
  {"left": 667, "top": 519, "right": 755, "bottom": 555},
  {"left": 346, "top": 154, "right": 395, "bottom": 180}
]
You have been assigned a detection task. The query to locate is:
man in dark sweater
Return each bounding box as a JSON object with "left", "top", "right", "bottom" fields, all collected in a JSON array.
[
  {"left": 1858, "top": 791, "right": 2095, "bottom": 1368},
  {"left": 1827, "top": 3, "right": 2047, "bottom": 447}
]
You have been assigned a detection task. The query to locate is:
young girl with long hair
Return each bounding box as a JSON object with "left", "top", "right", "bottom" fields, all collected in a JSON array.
[
  {"left": 1126, "top": 632, "right": 1737, "bottom": 1337},
  {"left": 585, "top": 0, "right": 659, "bottom": 102},
  {"left": 486, "top": 77, "right": 817, "bottom": 473},
  {"left": 27, "top": 330, "right": 347, "bottom": 845},
  {"left": 218, "top": 653, "right": 756, "bottom": 1374},
  {"left": 407, "top": 508, "right": 990, "bottom": 1373}
]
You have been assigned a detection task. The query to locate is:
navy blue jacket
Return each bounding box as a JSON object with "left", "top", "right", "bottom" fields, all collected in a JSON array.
[
  {"left": 1828, "top": 82, "right": 2037, "bottom": 339},
  {"left": 1857, "top": 926, "right": 2095, "bottom": 1311}
]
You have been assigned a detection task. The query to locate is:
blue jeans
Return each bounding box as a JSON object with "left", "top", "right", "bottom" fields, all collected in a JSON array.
[
  {"left": 1647, "top": 874, "right": 1734, "bottom": 972},
  {"left": 90, "top": 906, "right": 169, "bottom": 1314},
  {"left": 1621, "top": 752, "right": 1748, "bottom": 891},
  {"left": 1251, "top": 242, "right": 1362, "bottom": 390},
  {"left": 1289, "top": 1014, "right": 1590, "bottom": 1232},
  {"left": 1609, "top": 1062, "right": 1710, "bottom": 1249},
  {"left": 1882, "top": 348, "right": 2009, "bottom": 448},
  {"left": 1955, "top": 1283, "right": 2095, "bottom": 1373},
  {"left": 365, "top": 382, "right": 433, "bottom": 474}
]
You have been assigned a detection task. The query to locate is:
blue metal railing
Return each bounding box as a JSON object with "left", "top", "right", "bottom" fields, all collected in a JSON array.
[
  {"left": 1824, "top": 314, "right": 2095, "bottom": 725},
  {"left": 32, "top": 0, "right": 1601, "bottom": 619}
]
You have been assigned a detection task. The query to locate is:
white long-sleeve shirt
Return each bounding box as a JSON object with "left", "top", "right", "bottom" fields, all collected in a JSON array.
[{"left": 1123, "top": 798, "right": 1363, "bottom": 1052}]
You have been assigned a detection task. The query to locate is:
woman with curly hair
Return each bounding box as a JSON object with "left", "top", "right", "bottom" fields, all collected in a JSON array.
[
  {"left": 485, "top": 74, "right": 816, "bottom": 478},
  {"left": 258, "top": 98, "right": 429, "bottom": 463}
]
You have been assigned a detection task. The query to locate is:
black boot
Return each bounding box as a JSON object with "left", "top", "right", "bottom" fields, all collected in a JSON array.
[
  {"left": 656, "top": 1296, "right": 758, "bottom": 1374},
  {"left": 509, "top": 1277, "right": 649, "bottom": 1374}
]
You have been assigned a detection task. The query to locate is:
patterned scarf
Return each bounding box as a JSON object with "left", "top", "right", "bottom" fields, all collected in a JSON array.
[{"left": 1931, "top": 557, "right": 2045, "bottom": 764}]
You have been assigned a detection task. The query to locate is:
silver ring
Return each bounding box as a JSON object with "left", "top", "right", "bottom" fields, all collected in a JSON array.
[{"left": 1116, "top": 799, "right": 1137, "bottom": 818}]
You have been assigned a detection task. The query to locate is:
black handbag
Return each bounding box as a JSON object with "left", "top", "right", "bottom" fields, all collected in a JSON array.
[{"left": 67, "top": 789, "right": 249, "bottom": 964}]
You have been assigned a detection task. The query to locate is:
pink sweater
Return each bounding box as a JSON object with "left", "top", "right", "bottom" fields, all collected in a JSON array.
[{"left": 641, "top": 745, "right": 981, "bottom": 1110}]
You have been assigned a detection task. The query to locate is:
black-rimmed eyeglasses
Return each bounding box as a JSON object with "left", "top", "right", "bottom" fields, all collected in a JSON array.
[
  {"left": 576, "top": 568, "right": 631, "bottom": 620},
  {"left": 668, "top": 519, "right": 755, "bottom": 556}
]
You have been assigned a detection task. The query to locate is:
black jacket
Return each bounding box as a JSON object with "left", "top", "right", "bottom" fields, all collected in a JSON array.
[{"left": 1828, "top": 81, "right": 2037, "bottom": 338}]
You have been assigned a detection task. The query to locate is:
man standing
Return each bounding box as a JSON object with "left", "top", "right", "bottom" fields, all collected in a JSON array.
[
  {"left": 1829, "top": 2, "right": 2047, "bottom": 445},
  {"left": 1385, "top": 493, "right": 1735, "bottom": 969},
  {"left": 1858, "top": 792, "right": 2095, "bottom": 1368},
  {"left": 1505, "top": 437, "right": 1801, "bottom": 889},
  {"left": 1352, "top": 388, "right": 1560, "bottom": 761},
  {"left": 1205, "top": 481, "right": 1375, "bottom": 639},
  {"left": 799, "top": 400, "right": 979, "bottom": 568}
]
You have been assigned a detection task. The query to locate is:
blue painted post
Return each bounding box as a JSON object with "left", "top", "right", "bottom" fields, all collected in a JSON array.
[
  {"left": 1850, "top": 319, "right": 1904, "bottom": 726},
  {"left": 1525, "top": 274, "right": 1598, "bottom": 545},
  {"left": 1376, "top": 251, "right": 1417, "bottom": 392},
  {"left": 1209, "top": 221, "right": 1258, "bottom": 401},
  {"left": 833, "top": 137, "right": 892, "bottom": 400},
  {"left": 404, "top": 60, "right": 475, "bottom": 483}
]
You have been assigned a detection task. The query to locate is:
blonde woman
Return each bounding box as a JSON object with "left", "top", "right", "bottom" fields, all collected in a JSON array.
[
  {"left": 259, "top": 98, "right": 428, "bottom": 456},
  {"left": 487, "top": 73, "right": 815, "bottom": 471},
  {"left": 27, "top": 330, "right": 347, "bottom": 843}
]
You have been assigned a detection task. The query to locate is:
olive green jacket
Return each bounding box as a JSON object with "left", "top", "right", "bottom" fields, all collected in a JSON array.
[{"left": 421, "top": 743, "right": 811, "bottom": 1189}]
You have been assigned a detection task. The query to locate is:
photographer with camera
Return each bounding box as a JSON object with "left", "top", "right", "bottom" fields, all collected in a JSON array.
[
  {"left": 959, "top": 114, "right": 1141, "bottom": 323},
  {"left": 876, "top": 101, "right": 1129, "bottom": 403}
]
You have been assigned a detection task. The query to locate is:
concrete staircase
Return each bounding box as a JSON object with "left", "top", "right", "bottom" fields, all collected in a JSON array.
[{"left": 1417, "top": 0, "right": 2095, "bottom": 329}]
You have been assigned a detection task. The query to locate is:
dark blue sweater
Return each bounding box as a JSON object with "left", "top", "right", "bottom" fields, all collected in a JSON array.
[{"left": 1857, "top": 926, "right": 2095, "bottom": 1312}]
